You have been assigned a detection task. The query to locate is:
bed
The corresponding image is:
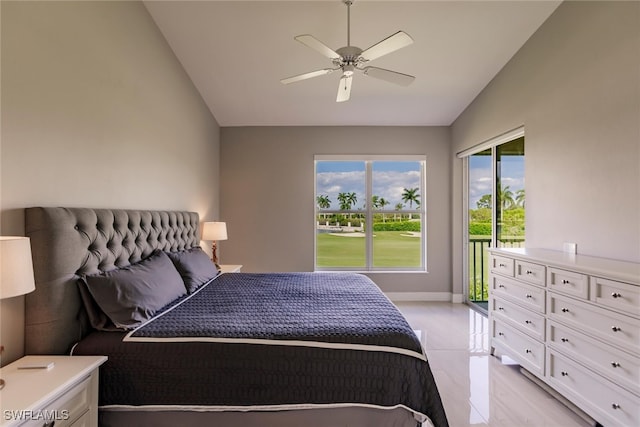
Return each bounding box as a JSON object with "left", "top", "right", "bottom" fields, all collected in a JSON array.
[{"left": 24, "top": 207, "right": 448, "bottom": 427}]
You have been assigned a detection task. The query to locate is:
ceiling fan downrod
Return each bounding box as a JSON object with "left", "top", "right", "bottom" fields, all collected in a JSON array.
[{"left": 345, "top": 0, "right": 352, "bottom": 47}]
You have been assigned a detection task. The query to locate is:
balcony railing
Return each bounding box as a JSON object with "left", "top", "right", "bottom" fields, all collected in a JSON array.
[{"left": 469, "top": 237, "right": 524, "bottom": 303}]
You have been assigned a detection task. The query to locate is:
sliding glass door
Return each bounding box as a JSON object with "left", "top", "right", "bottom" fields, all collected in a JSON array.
[
  {"left": 464, "top": 135, "right": 525, "bottom": 311},
  {"left": 496, "top": 137, "right": 525, "bottom": 248}
]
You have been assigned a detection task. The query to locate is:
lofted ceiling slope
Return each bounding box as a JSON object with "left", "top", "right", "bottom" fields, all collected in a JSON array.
[{"left": 144, "top": 0, "right": 561, "bottom": 126}]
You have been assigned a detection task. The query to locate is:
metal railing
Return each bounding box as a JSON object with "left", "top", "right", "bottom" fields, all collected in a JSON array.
[{"left": 468, "top": 237, "right": 524, "bottom": 303}]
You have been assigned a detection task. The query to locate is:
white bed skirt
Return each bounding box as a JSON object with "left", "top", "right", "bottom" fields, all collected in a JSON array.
[{"left": 99, "top": 406, "right": 431, "bottom": 427}]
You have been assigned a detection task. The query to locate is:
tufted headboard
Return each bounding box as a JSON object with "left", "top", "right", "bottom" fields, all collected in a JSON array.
[{"left": 24, "top": 207, "right": 200, "bottom": 355}]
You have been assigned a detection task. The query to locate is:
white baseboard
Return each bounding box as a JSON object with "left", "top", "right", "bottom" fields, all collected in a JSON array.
[
  {"left": 385, "top": 292, "right": 459, "bottom": 302},
  {"left": 452, "top": 293, "right": 464, "bottom": 303}
]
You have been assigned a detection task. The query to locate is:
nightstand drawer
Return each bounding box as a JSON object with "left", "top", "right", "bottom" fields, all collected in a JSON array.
[
  {"left": 590, "top": 276, "right": 640, "bottom": 317},
  {"left": 22, "top": 374, "right": 92, "bottom": 427},
  {"left": 491, "top": 275, "right": 545, "bottom": 313},
  {"left": 548, "top": 267, "right": 588, "bottom": 299},
  {"left": 515, "top": 260, "right": 546, "bottom": 287},
  {"left": 490, "top": 255, "right": 514, "bottom": 277},
  {"left": 548, "top": 321, "right": 640, "bottom": 395},
  {"left": 548, "top": 351, "right": 640, "bottom": 427}
]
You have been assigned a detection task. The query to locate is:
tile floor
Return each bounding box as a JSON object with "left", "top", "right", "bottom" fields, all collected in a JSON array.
[{"left": 395, "top": 302, "right": 592, "bottom": 427}]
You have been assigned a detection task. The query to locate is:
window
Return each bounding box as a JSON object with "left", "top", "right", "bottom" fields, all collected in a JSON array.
[{"left": 315, "top": 155, "right": 426, "bottom": 271}]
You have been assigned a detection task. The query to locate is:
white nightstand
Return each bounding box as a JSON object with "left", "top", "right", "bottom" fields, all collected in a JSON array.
[
  {"left": 0, "top": 355, "right": 107, "bottom": 427},
  {"left": 219, "top": 264, "right": 242, "bottom": 273}
]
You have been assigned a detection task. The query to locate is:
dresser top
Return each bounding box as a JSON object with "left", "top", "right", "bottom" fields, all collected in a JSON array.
[{"left": 489, "top": 248, "right": 640, "bottom": 285}]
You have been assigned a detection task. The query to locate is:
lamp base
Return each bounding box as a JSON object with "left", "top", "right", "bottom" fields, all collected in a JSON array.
[{"left": 211, "top": 241, "right": 220, "bottom": 268}]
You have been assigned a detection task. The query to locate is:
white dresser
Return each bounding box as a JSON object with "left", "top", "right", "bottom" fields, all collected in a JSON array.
[{"left": 488, "top": 248, "right": 640, "bottom": 427}]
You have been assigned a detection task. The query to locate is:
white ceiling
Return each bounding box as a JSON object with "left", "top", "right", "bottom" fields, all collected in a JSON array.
[{"left": 144, "top": 0, "right": 561, "bottom": 127}]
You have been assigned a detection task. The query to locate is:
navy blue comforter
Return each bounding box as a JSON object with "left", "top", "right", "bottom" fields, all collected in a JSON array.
[{"left": 73, "top": 273, "right": 448, "bottom": 427}]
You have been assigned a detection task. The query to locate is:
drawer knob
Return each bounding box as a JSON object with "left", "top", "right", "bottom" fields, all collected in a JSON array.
[
  {"left": 498, "top": 332, "right": 504, "bottom": 336},
  {"left": 525, "top": 320, "right": 532, "bottom": 324},
  {"left": 611, "top": 326, "right": 622, "bottom": 332},
  {"left": 562, "top": 279, "right": 571, "bottom": 284},
  {"left": 611, "top": 292, "right": 622, "bottom": 299},
  {"left": 498, "top": 306, "right": 504, "bottom": 311},
  {"left": 611, "top": 362, "right": 621, "bottom": 368},
  {"left": 498, "top": 284, "right": 505, "bottom": 288},
  {"left": 561, "top": 337, "right": 569, "bottom": 343},
  {"left": 561, "top": 308, "right": 570, "bottom": 313},
  {"left": 561, "top": 371, "right": 569, "bottom": 377},
  {"left": 611, "top": 403, "right": 621, "bottom": 410},
  {"left": 499, "top": 263, "right": 506, "bottom": 267},
  {"left": 526, "top": 270, "right": 533, "bottom": 275},
  {"left": 525, "top": 349, "right": 532, "bottom": 354},
  {"left": 525, "top": 294, "right": 533, "bottom": 299}
]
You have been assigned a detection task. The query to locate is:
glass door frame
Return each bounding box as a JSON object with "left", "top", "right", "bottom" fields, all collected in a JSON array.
[{"left": 460, "top": 127, "right": 525, "bottom": 310}]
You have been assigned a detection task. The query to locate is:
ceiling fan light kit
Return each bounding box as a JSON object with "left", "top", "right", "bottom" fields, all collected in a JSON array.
[{"left": 280, "top": 0, "right": 415, "bottom": 102}]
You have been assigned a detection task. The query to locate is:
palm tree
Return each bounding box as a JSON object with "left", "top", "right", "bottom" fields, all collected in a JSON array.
[
  {"left": 338, "top": 192, "right": 357, "bottom": 218},
  {"left": 515, "top": 189, "right": 525, "bottom": 208},
  {"left": 316, "top": 195, "right": 331, "bottom": 210},
  {"left": 401, "top": 187, "right": 420, "bottom": 208},
  {"left": 498, "top": 185, "right": 515, "bottom": 210},
  {"left": 378, "top": 197, "right": 389, "bottom": 222},
  {"left": 316, "top": 195, "right": 331, "bottom": 220},
  {"left": 401, "top": 187, "right": 420, "bottom": 219},
  {"left": 371, "top": 195, "right": 381, "bottom": 209},
  {"left": 394, "top": 202, "right": 404, "bottom": 221}
]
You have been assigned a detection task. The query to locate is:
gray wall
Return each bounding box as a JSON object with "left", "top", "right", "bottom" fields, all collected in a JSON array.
[
  {"left": 450, "top": 1, "right": 640, "bottom": 296},
  {"left": 0, "top": 1, "right": 220, "bottom": 364},
  {"left": 220, "top": 126, "right": 452, "bottom": 296}
]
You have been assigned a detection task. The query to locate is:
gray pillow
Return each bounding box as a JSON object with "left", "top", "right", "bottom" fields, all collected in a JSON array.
[
  {"left": 166, "top": 246, "right": 220, "bottom": 293},
  {"left": 79, "top": 250, "right": 187, "bottom": 330}
]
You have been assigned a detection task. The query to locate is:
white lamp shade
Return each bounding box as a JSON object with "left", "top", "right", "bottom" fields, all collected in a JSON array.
[
  {"left": 202, "top": 222, "right": 228, "bottom": 241},
  {"left": 0, "top": 236, "right": 36, "bottom": 299}
]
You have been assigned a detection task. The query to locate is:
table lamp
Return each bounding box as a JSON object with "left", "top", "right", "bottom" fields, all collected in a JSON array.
[
  {"left": 0, "top": 236, "right": 36, "bottom": 389},
  {"left": 202, "top": 222, "right": 228, "bottom": 269}
]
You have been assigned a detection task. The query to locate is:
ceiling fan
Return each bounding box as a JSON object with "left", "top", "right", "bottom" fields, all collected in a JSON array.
[{"left": 280, "top": 0, "right": 415, "bottom": 102}]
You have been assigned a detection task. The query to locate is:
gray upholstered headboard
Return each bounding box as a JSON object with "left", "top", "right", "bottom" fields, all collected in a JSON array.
[{"left": 24, "top": 207, "right": 200, "bottom": 355}]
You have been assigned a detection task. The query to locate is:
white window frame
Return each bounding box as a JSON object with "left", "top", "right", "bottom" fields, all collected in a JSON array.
[{"left": 314, "top": 154, "right": 427, "bottom": 272}]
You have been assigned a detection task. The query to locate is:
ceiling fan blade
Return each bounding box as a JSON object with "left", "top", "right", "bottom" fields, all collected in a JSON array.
[
  {"left": 336, "top": 75, "right": 353, "bottom": 103},
  {"left": 294, "top": 34, "right": 341, "bottom": 60},
  {"left": 360, "top": 31, "right": 413, "bottom": 62},
  {"left": 280, "top": 68, "right": 336, "bottom": 85},
  {"left": 362, "top": 66, "right": 415, "bottom": 86}
]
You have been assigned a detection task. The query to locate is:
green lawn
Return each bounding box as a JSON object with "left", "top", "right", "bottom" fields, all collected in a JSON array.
[{"left": 316, "top": 231, "right": 421, "bottom": 268}]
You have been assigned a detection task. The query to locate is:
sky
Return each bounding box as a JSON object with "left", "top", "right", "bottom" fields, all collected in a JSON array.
[
  {"left": 468, "top": 154, "right": 525, "bottom": 209},
  {"left": 316, "top": 161, "right": 422, "bottom": 210}
]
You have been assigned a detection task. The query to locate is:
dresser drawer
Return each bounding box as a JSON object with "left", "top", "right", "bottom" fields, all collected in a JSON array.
[
  {"left": 490, "top": 255, "right": 514, "bottom": 277},
  {"left": 548, "top": 321, "right": 640, "bottom": 395},
  {"left": 491, "top": 296, "right": 545, "bottom": 341},
  {"left": 548, "top": 267, "right": 588, "bottom": 299},
  {"left": 547, "top": 351, "right": 640, "bottom": 427},
  {"left": 549, "top": 293, "right": 640, "bottom": 354},
  {"left": 491, "top": 275, "right": 545, "bottom": 313},
  {"left": 590, "top": 276, "right": 640, "bottom": 317},
  {"left": 22, "top": 374, "right": 92, "bottom": 427},
  {"left": 515, "top": 260, "right": 546, "bottom": 287},
  {"left": 492, "top": 319, "right": 544, "bottom": 377}
]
